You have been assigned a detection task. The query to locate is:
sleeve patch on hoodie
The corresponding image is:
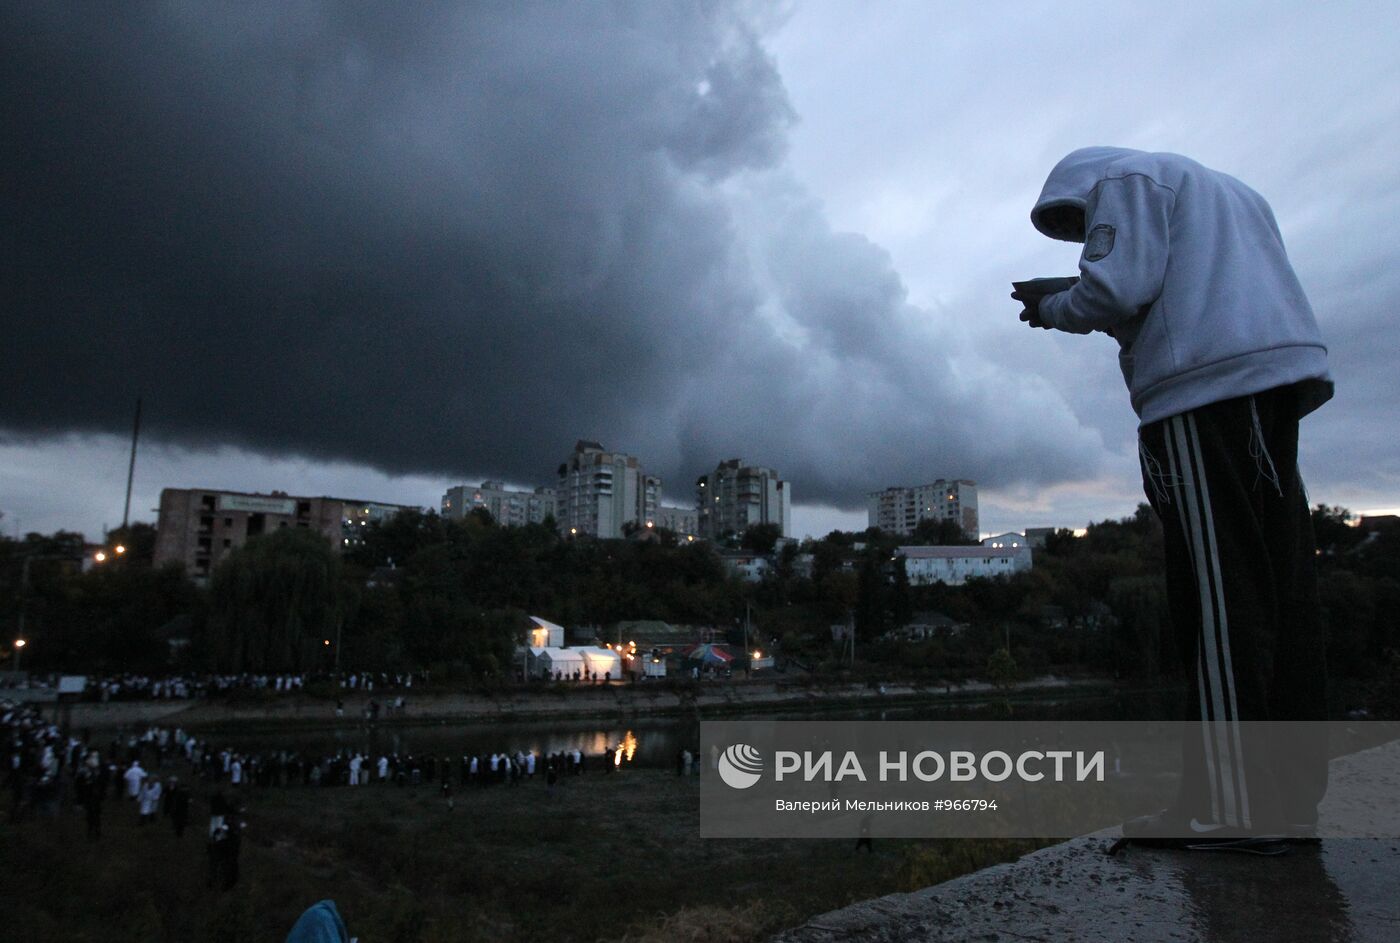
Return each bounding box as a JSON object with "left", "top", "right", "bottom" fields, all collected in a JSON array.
[{"left": 1085, "top": 224, "right": 1116, "bottom": 261}]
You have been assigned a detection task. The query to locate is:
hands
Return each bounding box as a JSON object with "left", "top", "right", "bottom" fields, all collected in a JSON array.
[
  {"left": 1010, "top": 277, "right": 1077, "bottom": 331},
  {"left": 1011, "top": 289, "right": 1050, "bottom": 329}
]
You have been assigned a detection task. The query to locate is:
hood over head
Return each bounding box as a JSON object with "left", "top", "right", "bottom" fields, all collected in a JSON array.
[{"left": 1031, "top": 147, "right": 1144, "bottom": 242}]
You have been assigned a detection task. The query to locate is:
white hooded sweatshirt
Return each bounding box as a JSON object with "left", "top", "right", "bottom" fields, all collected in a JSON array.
[{"left": 1032, "top": 147, "right": 1332, "bottom": 424}]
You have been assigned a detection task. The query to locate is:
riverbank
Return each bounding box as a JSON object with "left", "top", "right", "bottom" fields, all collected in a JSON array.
[
  {"left": 0, "top": 766, "right": 1040, "bottom": 942},
  {"left": 51, "top": 675, "right": 1118, "bottom": 732}
]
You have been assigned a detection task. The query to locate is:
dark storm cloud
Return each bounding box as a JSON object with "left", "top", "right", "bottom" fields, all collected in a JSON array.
[{"left": 2, "top": 1, "right": 1102, "bottom": 507}]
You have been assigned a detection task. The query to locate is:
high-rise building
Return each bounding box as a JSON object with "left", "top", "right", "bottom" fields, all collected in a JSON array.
[
  {"left": 556, "top": 441, "right": 658, "bottom": 538},
  {"left": 153, "top": 488, "right": 416, "bottom": 581},
  {"left": 695, "top": 459, "right": 791, "bottom": 540},
  {"left": 442, "top": 481, "right": 557, "bottom": 528},
  {"left": 654, "top": 504, "right": 699, "bottom": 538},
  {"left": 867, "top": 479, "right": 978, "bottom": 537}
]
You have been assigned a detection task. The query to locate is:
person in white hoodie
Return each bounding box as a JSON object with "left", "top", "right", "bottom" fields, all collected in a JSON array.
[{"left": 1017, "top": 148, "right": 1331, "bottom": 847}]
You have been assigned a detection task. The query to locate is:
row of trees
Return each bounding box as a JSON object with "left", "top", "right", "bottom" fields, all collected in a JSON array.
[{"left": 4, "top": 504, "right": 1397, "bottom": 707}]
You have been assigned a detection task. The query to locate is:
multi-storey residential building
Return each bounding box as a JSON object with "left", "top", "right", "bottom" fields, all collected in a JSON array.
[
  {"left": 654, "top": 504, "right": 699, "bottom": 538},
  {"left": 341, "top": 501, "right": 419, "bottom": 548},
  {"left": 695, "top": 459, "right": 791, "bottom": 540},
  {"left": 153, "top": 488, "right": 416, "bottom": 581},
  {"left": 896, "top": 544, "right": 1032, "bottom": 585},
  {"left": 556, "top": 441, "right": 658, "bottom": 538},
  {"left": 441, "top": 481, "right": 557, "bottom": 527},
  {"left": 867, "top": 479, "right": 978, "bottom": 537}
]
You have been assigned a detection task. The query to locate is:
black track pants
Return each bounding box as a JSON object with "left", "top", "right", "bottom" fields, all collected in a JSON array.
[{"left": 1139, "top": 383, "right": 1328, "bottom": 829}]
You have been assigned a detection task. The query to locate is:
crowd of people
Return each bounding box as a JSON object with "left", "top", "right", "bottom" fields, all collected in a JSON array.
[
  {"left": 5, "top": 695, "right": 694, "bottom": 890},
  {"left": 15, "top": 670, "right": 432, "bottom": 702},
  {"left": 3, "top": 698, "right": 245, "bottom": 887},
  {"left": 5, "top": 700, "right": 691, "bottom": 894}
]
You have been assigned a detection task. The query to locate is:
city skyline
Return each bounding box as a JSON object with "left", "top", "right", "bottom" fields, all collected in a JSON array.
[{"left": 5, "top": 3, "right": 1400, "bottom": 543}]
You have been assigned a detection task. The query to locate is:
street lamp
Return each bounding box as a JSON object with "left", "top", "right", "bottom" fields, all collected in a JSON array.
[
  {"left": 13, "top": 638, "right": 25, "bottom": 674},
  {"left": 94, "top": 551, "right": 107, "bottom": 563}
]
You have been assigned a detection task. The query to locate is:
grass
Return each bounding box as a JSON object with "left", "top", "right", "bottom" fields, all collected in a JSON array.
[{"left": 2, "top": 770, "right": 1044, "bottom": 942}]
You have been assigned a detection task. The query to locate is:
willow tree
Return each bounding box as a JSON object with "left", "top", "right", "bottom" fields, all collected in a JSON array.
[{"left": 205, "top": 527, "right": 344, "bottom": 672}]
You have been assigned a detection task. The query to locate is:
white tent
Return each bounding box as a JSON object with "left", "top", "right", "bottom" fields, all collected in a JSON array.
[
  {"left": 535, "top": 647, "right": 587, "bottom": 679},
  {"left": 576, "top": 646, "right": 622, "bottom": 678}
]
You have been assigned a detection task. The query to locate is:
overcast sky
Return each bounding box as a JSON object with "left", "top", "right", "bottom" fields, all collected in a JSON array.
[{"left": 4, "top": 1, "right": 1399, "bottom": 542}]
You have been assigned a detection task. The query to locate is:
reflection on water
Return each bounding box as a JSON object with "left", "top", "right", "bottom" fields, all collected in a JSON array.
[
  {"left": 215, "top": 716, "right": 687, "bottom": 769},
  {"left": 207, "top": 691, "right": 1178, "bottom": 771},
  {"left": 614, "top": 729, "right": 639, "bottom": 766}
]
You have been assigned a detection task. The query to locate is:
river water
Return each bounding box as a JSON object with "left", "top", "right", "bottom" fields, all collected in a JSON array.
[{"left": 206, "top": 689, "right": 1185, "bottom": 770}]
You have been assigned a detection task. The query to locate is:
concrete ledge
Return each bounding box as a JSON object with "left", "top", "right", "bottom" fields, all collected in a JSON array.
[{"left": 775, "top": 741, "right": 1400, "bottom": 943}]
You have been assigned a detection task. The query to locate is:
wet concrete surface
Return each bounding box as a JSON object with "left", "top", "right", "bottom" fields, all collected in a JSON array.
[{"left": 774, "top": 740, "right": 1400, "bottom": 943}]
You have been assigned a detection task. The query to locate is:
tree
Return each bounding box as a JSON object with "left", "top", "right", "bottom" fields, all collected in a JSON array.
[
  {"left": 203, "top": 528, "right": 345, "bottom": 672},
  {"left": 1106, "top": 575, "right": 1171, "bottom": 679},
  {"left": 344, "top": 509, "right": 447, "bottom": 569},
  {"left": 986, "top": 646, "right": 1019, "bottom": 690},
  {"left": 741, "top": 523, "right": 783, "bottom": 555},
  {"left": 854, "top": 545, "right": 910, "bottom": 641},
  {"left": 1313, "top": 505, "right": 1363, "bottom": 557},
  {"left": 100, "top": 522, "right": 158, "bottom": 566},
  {"left": 910, "top": 517, "right": 978, "bottom": 546}
]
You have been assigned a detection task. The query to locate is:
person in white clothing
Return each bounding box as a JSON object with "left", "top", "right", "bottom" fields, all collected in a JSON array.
[
  {"left": 138, "top": 778, "right": 163, "bottom": 823},
  {"left": 124, "top": 761, "right": 146, "bottom": 799}
]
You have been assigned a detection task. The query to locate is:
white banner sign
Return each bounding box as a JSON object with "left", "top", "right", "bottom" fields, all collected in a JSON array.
[{"left": 217, "top": 494, "right": 296, "bottom": 515}]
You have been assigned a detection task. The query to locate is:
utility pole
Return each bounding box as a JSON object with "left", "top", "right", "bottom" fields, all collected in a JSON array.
[{"left": 122, "top": 397, "right": 142, "bottom": 529}]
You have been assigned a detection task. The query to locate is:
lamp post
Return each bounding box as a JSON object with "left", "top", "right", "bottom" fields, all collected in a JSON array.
[
  {"left": 15, "top": 555, "right": 31, "bottom": 673},
  {"left": 744, "top": 602, "right": 751, "bottom": 678}
]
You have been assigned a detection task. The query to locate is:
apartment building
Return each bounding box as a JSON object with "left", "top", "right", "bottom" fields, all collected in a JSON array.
[
  {"left": 442, "top": 481, "right": 557, "bottom": 527},
  {"left": 867, "top": 479, "right": 978, "bottom": 537},
  {"left": 654, "top": 504, "right": 699, "bottom": 538},
  {"left": 556, "top": 440, "right": 659, "bottom": 538},
  {"left": 695, "top": 459, "right": 791, "bottom": 540},
  {"left": 153, "top": 488, "right": 415, "bottom": 580}
]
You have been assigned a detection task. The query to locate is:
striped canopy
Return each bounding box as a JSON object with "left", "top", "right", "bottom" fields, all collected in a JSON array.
[{"left": 683, "top": 643, "right": 733, "bottom": 664}]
